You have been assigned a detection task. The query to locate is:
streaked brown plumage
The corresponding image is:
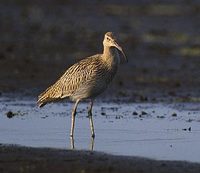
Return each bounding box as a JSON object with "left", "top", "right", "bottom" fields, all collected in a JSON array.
[{"left": 37, "top": 32, "right": 127, "bottom": 138}]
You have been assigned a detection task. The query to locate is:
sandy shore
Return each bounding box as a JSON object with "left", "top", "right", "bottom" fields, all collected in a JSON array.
[{"left": 1, "top": 144, "right": 200, "bottom": 173}]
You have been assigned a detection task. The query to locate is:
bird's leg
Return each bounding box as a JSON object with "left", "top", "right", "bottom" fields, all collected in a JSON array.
[
  {"left": 70, "top": 99, "right": 80, "bottom": 137},
  {"left": 88, "top": 100, "right": 95, "bottom": 138}
]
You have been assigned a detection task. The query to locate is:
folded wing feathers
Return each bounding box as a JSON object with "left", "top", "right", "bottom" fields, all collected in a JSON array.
[{"left": 37, "top": 55, "right": 101, "bottom": 107}]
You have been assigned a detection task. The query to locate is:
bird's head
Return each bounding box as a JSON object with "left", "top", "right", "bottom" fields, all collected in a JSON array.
[{"left": 103, "top": 32, "right": 127, "bottom": 62}]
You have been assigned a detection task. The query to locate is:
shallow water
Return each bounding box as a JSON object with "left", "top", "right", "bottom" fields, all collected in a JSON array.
[{"left": 0, "top": 96, "right": 200, "bottom": 162}]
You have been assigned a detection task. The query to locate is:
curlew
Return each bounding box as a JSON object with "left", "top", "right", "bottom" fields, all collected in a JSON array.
[{"left": 37, "top": 32, "right": 127, "bottom": 138}]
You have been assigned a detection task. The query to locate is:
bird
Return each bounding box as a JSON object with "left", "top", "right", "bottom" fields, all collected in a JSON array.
[{"left": 37, "top": 32, "right": 127, "bottom": 138}]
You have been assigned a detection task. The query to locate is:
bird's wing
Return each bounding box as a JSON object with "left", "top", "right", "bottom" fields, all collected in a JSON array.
[
  {"left": 57, "top": 55, "right": 102, "bottom": 98},
  {"left": 37, "top": 54, "right": 102, "bottom": 106}
]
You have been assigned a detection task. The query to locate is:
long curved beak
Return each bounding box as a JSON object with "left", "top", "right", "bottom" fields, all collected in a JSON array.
[{"left": 113, "top": 40, "right": 128, "bottom": 62}]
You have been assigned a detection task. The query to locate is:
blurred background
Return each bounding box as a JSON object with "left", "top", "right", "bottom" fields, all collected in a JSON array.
[{"left": 0, "top": 0, "right": 200, "bottom": 101}]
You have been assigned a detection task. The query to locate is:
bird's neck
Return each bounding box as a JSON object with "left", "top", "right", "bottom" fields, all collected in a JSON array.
[{"left": 102, "top": 46, "right": 120, "bottom": 67}]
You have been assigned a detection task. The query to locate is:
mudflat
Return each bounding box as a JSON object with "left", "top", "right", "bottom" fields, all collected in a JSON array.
[{"left": 1, "top": 145, "right": 200, "bottom": 173}]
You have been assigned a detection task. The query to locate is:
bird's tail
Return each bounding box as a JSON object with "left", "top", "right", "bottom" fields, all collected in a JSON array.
[{"left": 37, "top": 84, "right": 61, "bottom": 107}]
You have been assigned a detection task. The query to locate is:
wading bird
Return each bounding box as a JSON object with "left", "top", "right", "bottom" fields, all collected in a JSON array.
[{"left": 37, "top": 32, "right": 127, "bottom": 138}]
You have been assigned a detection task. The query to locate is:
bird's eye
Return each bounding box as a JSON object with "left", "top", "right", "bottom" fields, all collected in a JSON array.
[{"left": 107, "top": 37, "right": 110, "bottom": 41}]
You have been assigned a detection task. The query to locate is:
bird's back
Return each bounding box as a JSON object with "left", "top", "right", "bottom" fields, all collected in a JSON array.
[{"left": 37, "top": 54, "right": 117, "bottom": 107}]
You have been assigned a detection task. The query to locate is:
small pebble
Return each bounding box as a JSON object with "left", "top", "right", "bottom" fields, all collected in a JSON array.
[
  {"left": 182, "top": 127, "right": 191, "bottom": 131},
  {"left": 157, "top": 115, "right": 165, "bottom": 119},
  {"left": 141, "top": 111, "right": 147, "bottom": 115},
  {"left": 101, "top": 112, "right": 106, "bottom": 116},
  {"left": 171, "top": 113, "right": 177, "bottom": 117},
  {"left": 6, "top": 111, "right": 15, "bottom": 118},
  {"left": 132, "top": 111, "right": 138, "bottom": 115}
]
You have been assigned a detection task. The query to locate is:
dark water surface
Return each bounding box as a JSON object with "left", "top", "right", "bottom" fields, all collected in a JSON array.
[{"left": 0, "top": 96, "right": 200, "bottom": 162}]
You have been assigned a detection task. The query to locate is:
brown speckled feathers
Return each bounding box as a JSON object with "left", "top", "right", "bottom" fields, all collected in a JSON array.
[{"left": 37, "top": 54, "right": 117, "bottom": 107}]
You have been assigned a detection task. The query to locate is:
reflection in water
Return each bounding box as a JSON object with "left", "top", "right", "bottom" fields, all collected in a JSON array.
[
  {"left": 90, "top": 137, "right": 95, "bottom": 151},
  {"left": 70, "top": 137, "right": 75, "bottom": 149},
  {"left": 70, "top": 137, "right": 95, "bottom": 151}
]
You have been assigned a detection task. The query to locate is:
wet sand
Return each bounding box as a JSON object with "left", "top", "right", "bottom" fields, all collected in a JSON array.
[{"left": 1, "top": 144, "right": 200, "bottom": 173}]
